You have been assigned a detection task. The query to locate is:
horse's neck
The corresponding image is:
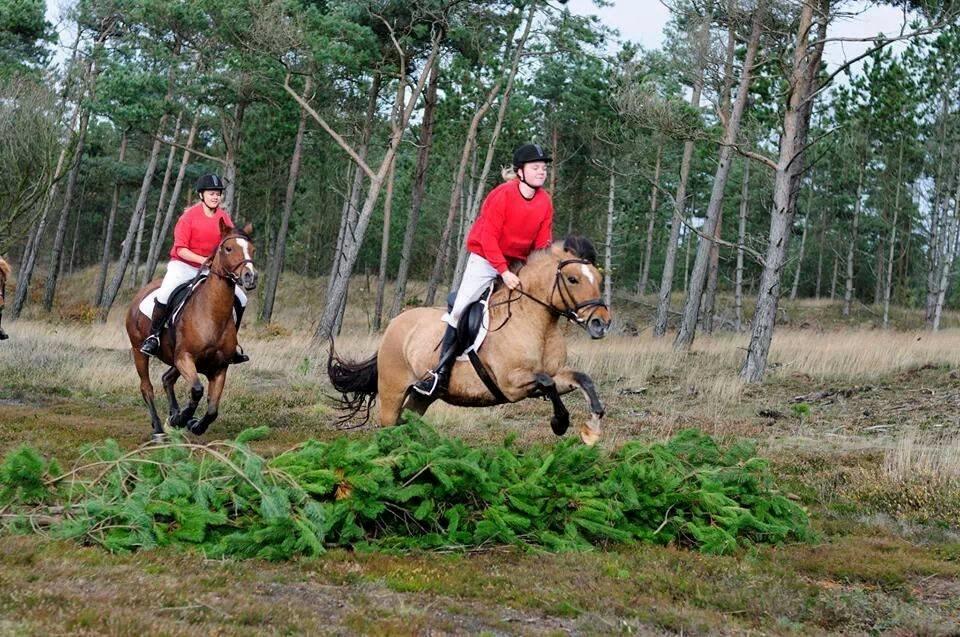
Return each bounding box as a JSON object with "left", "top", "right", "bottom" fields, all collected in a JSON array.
[
  {"left": 190, "top": 271, "right": 235, "bottom": 327},
  {"left": 489, "top": 267, "right": 557, "bottom": 337}
]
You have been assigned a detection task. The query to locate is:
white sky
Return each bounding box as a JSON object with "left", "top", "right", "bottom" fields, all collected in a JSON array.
[{"left": 565, "top": 0, "right": 914, "bottom": 72}]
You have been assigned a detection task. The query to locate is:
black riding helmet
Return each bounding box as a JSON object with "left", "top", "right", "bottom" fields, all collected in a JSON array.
[
  {"left": 195, "top": 173, "right": 225, "bottom": 193},
  {"left": 512, "top": 143, "right": 552, "bottom": 170}
]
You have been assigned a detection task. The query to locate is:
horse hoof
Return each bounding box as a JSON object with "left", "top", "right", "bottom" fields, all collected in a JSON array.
[
  {"left": 187, "top": 418, "right": 208, "bottom": 435},
  {"left": 550, "top": 414, "right": 570, "bottom": 436},
  {"left": 151, "top": 432, "right": 167, "bottom": 444}
]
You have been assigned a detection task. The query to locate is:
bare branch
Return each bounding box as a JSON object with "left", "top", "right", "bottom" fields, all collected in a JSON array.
[{"left": 153, "top": 135, "right": 225, "bottom": 166}]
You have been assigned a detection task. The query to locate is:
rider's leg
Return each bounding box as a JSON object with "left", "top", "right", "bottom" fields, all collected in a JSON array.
[
  {"left": 141, "top": 260, "right": 197, "bottom": 356},
  {"left": 230, "top": 288, "right": 249, "bottom": 364},
  {"left": 412, "top": 253, "right": 499, "bottom": 397}
]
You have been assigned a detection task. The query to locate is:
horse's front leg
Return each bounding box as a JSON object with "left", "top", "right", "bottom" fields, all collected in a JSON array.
[
  {"left": 132, "top": 349, "right": 163, "bottom": 440},
  {"left": 162, "top": 366, "right": 181, "bottom": 422},
  {"left": 554, "top": 368, "right": 604, "bottom": 446},
  {"left": 533, "top": 372, "right": 570, "bottom": 436},
  {"left": 170, "top": 355, "right": 203, "bottom": 429},
  {"left": 187, "top": 367, "right": 227, "bottom": 436}
]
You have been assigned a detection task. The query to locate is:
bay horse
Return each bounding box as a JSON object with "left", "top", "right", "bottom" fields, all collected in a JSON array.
[
  {"left": 126, "top": 221, "right": 256, "bottom": 440},
  {"left": 0, "top": 257, "right": 10, "bottom": 340},
  {"left": 329, "top": 237, "right": 613, "bottom": 444}
]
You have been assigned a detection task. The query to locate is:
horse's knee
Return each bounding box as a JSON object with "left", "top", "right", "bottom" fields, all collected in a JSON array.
[{"left": 190, "top": 383, "right": 203, "bottom": 402}]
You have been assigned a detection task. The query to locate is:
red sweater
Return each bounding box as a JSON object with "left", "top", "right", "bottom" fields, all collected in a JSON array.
[
  {"left": 466, "top": 181, "right": 553, "bottom": 273},
  {"left": 170, "top": 203, "right": 234, "bottom": 263}
]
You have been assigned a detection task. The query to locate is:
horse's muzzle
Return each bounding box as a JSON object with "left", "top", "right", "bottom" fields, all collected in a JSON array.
[
  {"left": 587, "top": 317, "right": 609, "bottom": 339},
  {"left": 241, "top": 270, "right": 258, "bottom": 291}
]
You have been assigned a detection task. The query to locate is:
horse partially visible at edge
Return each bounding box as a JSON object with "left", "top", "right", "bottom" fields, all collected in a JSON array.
[
  {"left": 329, "top": 237, "right": 612, "bottom": 445},
  {"left": 125, "top": 221, "right": 257, "bottom": 441},
  {"left": 0, "top": 257, "right": 10, "bottom": 340}
]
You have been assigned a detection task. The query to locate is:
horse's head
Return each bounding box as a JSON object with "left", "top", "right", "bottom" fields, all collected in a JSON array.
[
  {"left": 539, "top": 236, "right": 612, "bottom": 338},
  {"left": 214, "top": 219, "right": 258, "bottom": 291}
]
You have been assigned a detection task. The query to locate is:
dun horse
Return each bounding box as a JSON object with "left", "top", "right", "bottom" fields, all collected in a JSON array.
[
  {"left": 329, "top": 237, "right": 612, "bottom": 444},
  {"left": 126, "top": 221, "right": 256, "bottom": 440},
  {"left": 0, "top": 257, "right": 10, "bottom": 340}
]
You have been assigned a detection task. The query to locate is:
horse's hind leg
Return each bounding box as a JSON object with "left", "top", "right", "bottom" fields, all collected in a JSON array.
[
  {"left": 188, "top": 368, "right": 226, "bottom": 436},
  {"left": 170, "top": 354, "right": 203, "bottom": 430},
  {"left": 162, "top": 366, "right": 181, "bottom": 422},
  {"left": 132, "top": 348, "right": 163, "bottom": 439}
]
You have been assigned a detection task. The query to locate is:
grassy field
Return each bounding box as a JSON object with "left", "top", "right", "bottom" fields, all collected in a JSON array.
[{"left": 0, "top": 266, "right": 959, "bottom": 635}]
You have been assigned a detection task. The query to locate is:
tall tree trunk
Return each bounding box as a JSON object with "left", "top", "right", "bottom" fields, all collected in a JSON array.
[
  {"left": 260, "top": 78, "right": 311, "bottom": 324},
  {"left": 391, "top": 62, "right": 439, "bottom": 317},
  {"left": 843, "top": 164, "right": 864, "bottom": 317},
  {"left": 130, "top": 194, "right": 147, "bottom": 289},
  {"left": 447, "top": 5, "right": 536, "bottom": 296},
  {"left": 701, "top": 212, "right": 721, "bottom": 334},
  {"left": 683, "top": 223, "right": 691, "bottom": 293},
  {"left": 883, "top": 139, "right": 905, "bottom": 328},
  {"left": 222, "top": 95, "right": 248, "bottom": 214},
  {"left": 639, "top": 143, "right": 662, "bottom": 294},
  {"left": 67, "top": 190, "right": 83, "bottom": 275},
  {"left": 925, "top": 95, "right": 951, "bottom": 323},
  {"left": 604, "top": 172, "right": 615, "bottom": 308},
  {"left": 42, "top": 106, "right": 91, "bottom": 312},
  {"left": 98, "top": 68, "right": 176, "bottom": 321},
  {"left": 654, "top": 15, "right": 709, "bottom": 338},
  {"left": 372, "top": 156, "right": 397, "bottom": 331},
  {"left": 932, "top": 176, "right": 960, "bottom": 331},
  {"left": 141, "top": 111, "right": 183, "bottom": 287},
  {"left": 815, "top": 222, "right": 824, "bottom": 299},
  {"left": 740, "top": 0, "right": 828, "bottom": 382},
  {"left": 735, "top": 159, "right": 749, "bottom": 331},
  {"left": 790, "top": 174, "right": 814, "bottom": 300},
  {"left": 830, "top": 252, "right": 838, "bottom": 300},
  {"left": 95, "top": 131, "right": 127, "bottom": 304},
  {"left": 674, "top": 9, "right": 761, "bottom": 349},
  {"left": 143, "top": 112, "right": 200, "bottom": 283}
]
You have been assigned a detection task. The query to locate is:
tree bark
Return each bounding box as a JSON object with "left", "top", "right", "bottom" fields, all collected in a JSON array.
[
  {"left": 815, "top": 222, "right": 824, "bottom": 299},
  {"left": 701, "top": 212, "right": 721, "bottom": 334},
  {"left": 372, "top": 156, "right": 397, "bottom": 331},
  {"left": 932, "top": 176, "right": 960, "bottom": 331},
  {"left": 140, "top": 111, "right": 183, "bottom": 288},
  {"left": 94, "top": 131, "right": 127, "bottom": 304},
  {"left": 830, "top": 252, "right": 838, "bottom": 300},
  {"left": 391, "top": 62, "right": 439, "bottom": 318},
  {"left": 260, "top": 77, "right": 311, "bottom": 324},
  {"left": 42, "top": 106, "right": 90, "bottom": 312},
  {"left": 843, "top": 164, "right": 864, "bottom": 317},
  {"left": 740, "top": 0, "right": 828, "bottom": 382},
  {"left": 654, "top": 14, "right": 709, "bottom": 338},
  {"left": 447, "top": 6, "right": 536, "bottom": 296},
  {"left": 883, "top": 139, "right": 905, "bottom": 328},
  {"left": 143, "top": 112, "right": 200, "bottom": 283},
  {"left": 639, "top": 143, "right": 662, "bottom": 294},
  {"left": 604, "top": 172, "right": 615, "bottom": 308},
  {"left": 674, "top": 9, "right": 761, "bottom": 349},
  {"left": 735, "top": 159, "right": 749, "bottom": 331},
  {"left": 790, "top": 177, "right": 813, "bottom": 301}
]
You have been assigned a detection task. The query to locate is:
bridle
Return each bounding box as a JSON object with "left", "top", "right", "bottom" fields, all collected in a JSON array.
[
  {"left": 205, "top": 234, "right": 254, "bottom": 286},
  {"left": 490, "top": 258, "right": 608, "bottom": 333}
]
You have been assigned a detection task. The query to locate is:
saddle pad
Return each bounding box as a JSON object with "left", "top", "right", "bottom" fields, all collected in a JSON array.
[
  {"left": 456, "top": 284, "right": 493, "bottom": 362},
  {"left": 139, "top": 275, "right": 232, "bottom": 328}
]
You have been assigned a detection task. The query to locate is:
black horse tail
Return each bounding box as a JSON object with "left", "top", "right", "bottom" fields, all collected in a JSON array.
[{"left": 327, "top": 343, "right": 378, "bottom": 427}]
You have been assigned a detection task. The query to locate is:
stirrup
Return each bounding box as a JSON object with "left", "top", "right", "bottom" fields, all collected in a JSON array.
[
  {"left": 412, "top": 371, "right": 442, "bottom": 396},
  {"left": 140, "top": 334, "right": 160, "bottom": 356}
]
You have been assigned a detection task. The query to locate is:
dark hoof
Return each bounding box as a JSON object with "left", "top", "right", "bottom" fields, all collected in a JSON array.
[
  {"left": 187, "top": 418, "right": 208, "bottom": 435},
  {"left": 550, "top": 413, "right": 570, "bottom": 436},
  {"left": 168, "top": 413, "right": 185, "bottom": 429},
  {"left": 0, "top": 330, "right": 8, "bottom": 340}
]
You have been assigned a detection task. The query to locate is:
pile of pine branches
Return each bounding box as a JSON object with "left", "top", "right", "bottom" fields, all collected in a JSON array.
[{"left": 0, "top": 419, "right": 812, "bottom": 558}]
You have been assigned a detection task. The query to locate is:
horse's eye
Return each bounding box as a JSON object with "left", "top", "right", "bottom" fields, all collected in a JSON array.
[
  {"left": 567, "top": 276, "right": 579, "bottom": 284},
  {"left": 224, "top": 246, "right": 233, "bottom": 253}
]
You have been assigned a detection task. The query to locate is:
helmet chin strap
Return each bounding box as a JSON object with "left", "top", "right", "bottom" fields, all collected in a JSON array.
[{"left": 517, "top": 167, "right": 538, "bottom": 198}]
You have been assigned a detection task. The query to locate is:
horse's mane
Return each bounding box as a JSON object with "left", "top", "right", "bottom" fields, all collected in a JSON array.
[
  {"left": 0, "top": 258, "right": 10, "bottom": 279},
  {"left": 527, "top": 235, "right": 598, "bottom": 267}
]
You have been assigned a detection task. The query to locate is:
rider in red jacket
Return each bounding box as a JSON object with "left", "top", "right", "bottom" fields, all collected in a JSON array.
[{"left": 412, "top": 143, "right": 554, "bottom": 397}]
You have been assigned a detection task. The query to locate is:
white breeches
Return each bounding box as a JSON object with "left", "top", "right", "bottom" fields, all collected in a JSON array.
[
  {"left": 155, "top": 259, "right": 248, "bottom": 306},
  {"left": 441, "top": 253, "right": 500, "bottom": 328}
]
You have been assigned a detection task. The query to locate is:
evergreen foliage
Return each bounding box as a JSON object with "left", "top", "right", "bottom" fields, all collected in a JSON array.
[{"left": 0, "top": 419, "right": 812, "bottom": 559}]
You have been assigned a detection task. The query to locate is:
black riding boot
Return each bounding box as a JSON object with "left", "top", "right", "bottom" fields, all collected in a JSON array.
[
  {"left": 412, "top": 324, "right": 459, "bottom": 397},
  {"left": 140, "top": 301, "right": 169, "bottom": 356},
  {"left": 230, "top": 298, "right": 249, "bottom": 364},
  {"left": 0, "top": 308, "right": 8, "bottom": 340}
]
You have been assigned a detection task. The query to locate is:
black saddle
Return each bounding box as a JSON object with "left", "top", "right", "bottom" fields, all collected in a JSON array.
[
  {"left": 163, "top": 273, "right": 208, "bottom": 331},
  {"left": 447, "top": 286, "right": 492, "bottom": 352}
]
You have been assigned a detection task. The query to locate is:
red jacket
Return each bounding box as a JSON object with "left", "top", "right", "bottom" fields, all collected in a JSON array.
[
  {"left": 170, "top": 203, "right": 234, "bottom": 263},
  {"left": 466, "top": 181, "right": 553, "bottom": 273}
]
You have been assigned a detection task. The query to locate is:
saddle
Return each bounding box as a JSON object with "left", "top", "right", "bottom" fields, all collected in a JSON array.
[
  {"left": 138, "top": 272, "right": 218, "bottom": 334},
  {"left": 445, "top": 285, "right": 507, "bottom": 403}
]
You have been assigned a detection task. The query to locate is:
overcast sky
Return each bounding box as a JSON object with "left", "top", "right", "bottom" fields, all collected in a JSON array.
[{"left": 565, "top": 0, "right": 914, "bottom": 71}]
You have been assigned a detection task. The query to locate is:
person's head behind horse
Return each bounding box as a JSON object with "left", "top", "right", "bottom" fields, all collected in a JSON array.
[
  {"left": 212, "top": 219, "right": 257, "bottom": 292},
  {"left": 517, "top": 235, "right": 611, "bottom": 339}
]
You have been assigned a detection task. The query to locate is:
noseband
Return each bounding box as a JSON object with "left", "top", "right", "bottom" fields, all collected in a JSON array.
[{"left": 493, "top": 258, "right": 608, "bottom": 333}]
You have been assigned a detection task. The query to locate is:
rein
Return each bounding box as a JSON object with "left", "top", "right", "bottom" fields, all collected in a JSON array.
[{"left": 488, "top": 258, "right": 607, "bottom": 333}]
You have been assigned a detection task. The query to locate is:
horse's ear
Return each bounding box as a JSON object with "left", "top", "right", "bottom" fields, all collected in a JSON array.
[
  {"left": 218, "top": 218, "right": 230, "bottom": 236},
  {"left": 242, "top": 222, "right": 253, "bottom": 237}
]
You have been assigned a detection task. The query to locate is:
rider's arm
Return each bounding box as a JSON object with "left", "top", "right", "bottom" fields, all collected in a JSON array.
[
  {"left": 176, "top": 247, "right": 208, "bottom": 266},
  {"left": 476, "top": 188, "right": 510, "bottom": 274}
]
